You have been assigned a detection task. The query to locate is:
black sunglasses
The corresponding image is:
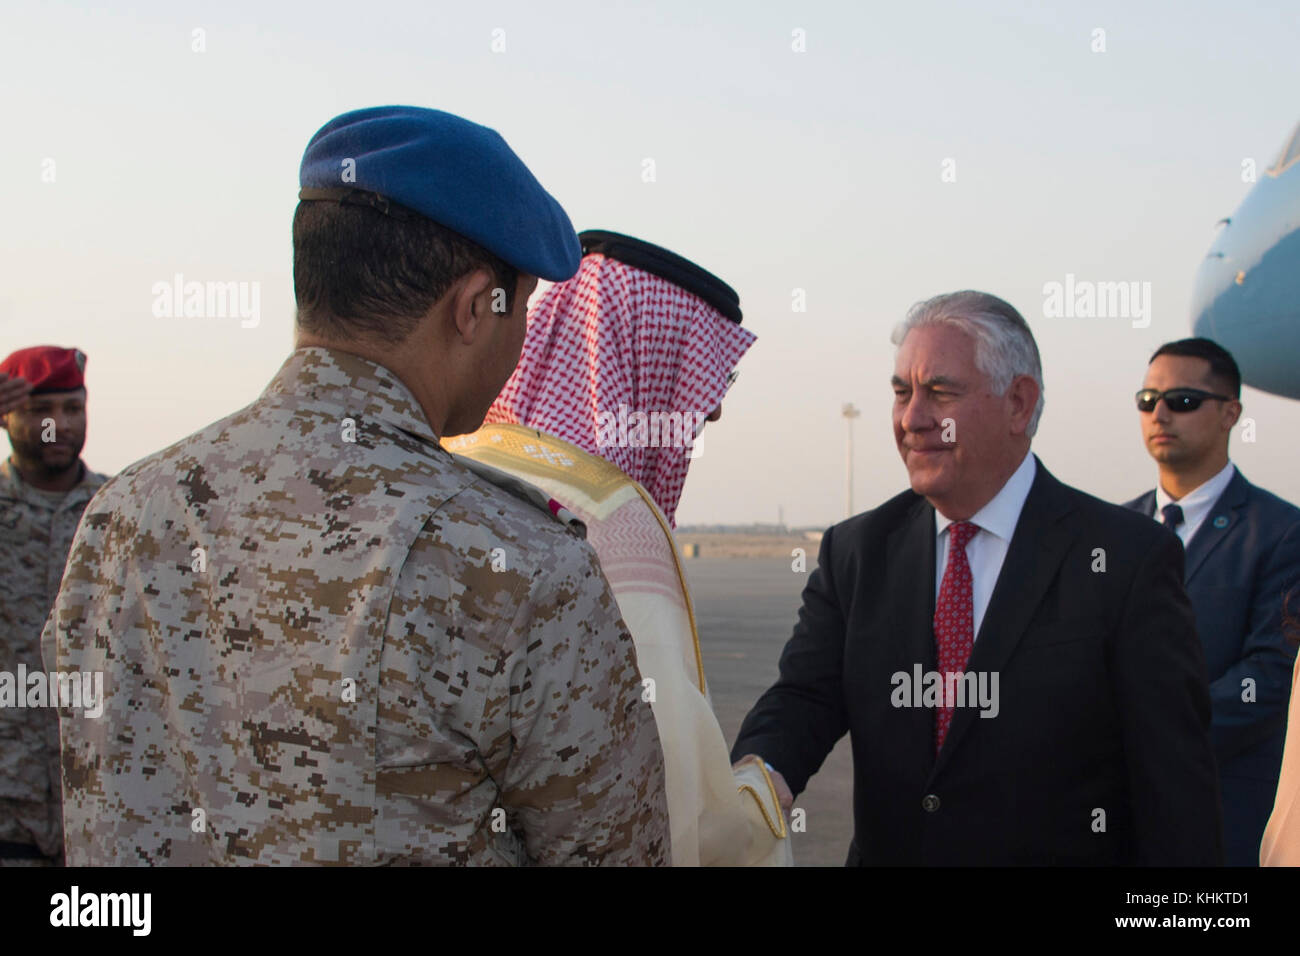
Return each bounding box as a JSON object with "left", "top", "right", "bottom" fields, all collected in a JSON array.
[{"left": 1135, "top": 388, "right": 1234, "bottom": 413}]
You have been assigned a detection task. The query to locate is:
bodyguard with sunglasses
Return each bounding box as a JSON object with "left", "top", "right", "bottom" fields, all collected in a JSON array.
[{"left": 1125, "top": 337, "right": 1300, "bottom": 866}]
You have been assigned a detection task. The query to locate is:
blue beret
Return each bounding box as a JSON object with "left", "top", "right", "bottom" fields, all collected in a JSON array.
[{"left": 299, "top": 106, "right": 581, "bottom": 282}]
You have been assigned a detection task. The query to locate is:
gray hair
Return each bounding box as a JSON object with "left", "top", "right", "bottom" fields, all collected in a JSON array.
[{"left": 890, "top": 290, "right": 1045, "bottom": 437}]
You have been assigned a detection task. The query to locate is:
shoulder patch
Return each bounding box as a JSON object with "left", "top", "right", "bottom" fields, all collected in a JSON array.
[{"left": 456, "top": 455, "right": 587, "bottom": 539}]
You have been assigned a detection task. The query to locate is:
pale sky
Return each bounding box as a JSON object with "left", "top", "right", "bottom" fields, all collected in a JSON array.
[{"left": 3, "top": 0, "right": 1298, "bottom": 527}]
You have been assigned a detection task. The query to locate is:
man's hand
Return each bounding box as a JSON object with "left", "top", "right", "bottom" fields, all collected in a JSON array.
[
  {"left": 0, "top": 373, "right": 31, "bottom": 417},
  {"left": 734, "top": 754, "right": 794, "bottom": 815}
]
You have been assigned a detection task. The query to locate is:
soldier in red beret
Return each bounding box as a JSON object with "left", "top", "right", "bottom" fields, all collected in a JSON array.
[{"left": 0, "top": 345, "right": 106, "bottom": 865}]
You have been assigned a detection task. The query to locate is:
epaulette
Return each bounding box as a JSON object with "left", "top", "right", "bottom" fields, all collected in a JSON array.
[{"left": 455, "top": 455, "right": 587, "bottom": 539}]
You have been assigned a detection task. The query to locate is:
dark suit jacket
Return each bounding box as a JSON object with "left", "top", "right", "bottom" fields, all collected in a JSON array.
[
  {"left": 732, "top": 456, "right": 1223, "bottom": 865},
  {"left": 1125, "top": 469, "right": 1300, "bottom": 864}
]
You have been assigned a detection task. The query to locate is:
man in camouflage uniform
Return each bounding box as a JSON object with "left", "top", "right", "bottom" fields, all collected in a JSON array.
[
  {"left": 41, "top": 106, "right": 670, "bottom": 865},
  {"left": 0, "top": 346, "right": 106, "bottom": 865}
]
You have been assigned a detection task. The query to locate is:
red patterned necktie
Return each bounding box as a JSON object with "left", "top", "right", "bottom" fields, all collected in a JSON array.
[{"left": 934, "top": 520, "right": 980, "bottom": 754}]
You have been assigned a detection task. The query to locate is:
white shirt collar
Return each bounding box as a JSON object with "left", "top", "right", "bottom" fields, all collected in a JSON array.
[
  {"left": 935, "top": 451, "right": 1037, "bottom": 542},
  {"left": 1155, "top": 460, "right": 1236, "bottom": 523}
]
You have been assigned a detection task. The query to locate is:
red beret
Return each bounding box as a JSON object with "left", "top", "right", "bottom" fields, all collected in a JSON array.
[{"left": 0, "top": 346, "right": 87, "bottom": 394}]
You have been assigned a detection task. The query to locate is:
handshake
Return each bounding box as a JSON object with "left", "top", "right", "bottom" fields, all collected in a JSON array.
[{"left": 734, "top": 755, "right": 794, "bottom": 817}]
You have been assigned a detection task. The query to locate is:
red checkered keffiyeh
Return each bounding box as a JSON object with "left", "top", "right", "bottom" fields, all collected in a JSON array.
[{"left": 485, "top": 252, "right": 756, "bottom": 526}]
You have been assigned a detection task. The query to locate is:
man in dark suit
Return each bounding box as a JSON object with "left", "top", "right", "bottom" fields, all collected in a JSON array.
[
  {"left": 732, "top": 291, "right": 1223, "bottom": 865},
  {"left": 1124, "top": 337, "right": 1300, "bottom": 867}
]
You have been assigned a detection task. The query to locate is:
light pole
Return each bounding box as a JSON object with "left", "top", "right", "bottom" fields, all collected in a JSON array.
[{"left": 842, "top": 403, "right": 860, "bottom": 519}]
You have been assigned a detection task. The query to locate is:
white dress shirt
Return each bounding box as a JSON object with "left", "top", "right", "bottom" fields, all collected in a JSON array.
[
  {"left": 934, "top": 451, "right": 1037, "bottom": 641},
  {"left": 1153, "top": 460, "right": 1236, "bottom": 546}
]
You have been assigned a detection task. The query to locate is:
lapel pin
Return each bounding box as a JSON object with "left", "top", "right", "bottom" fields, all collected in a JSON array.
[{"left": 1213, "top": 515, "right": 1229, "bottom": 529}]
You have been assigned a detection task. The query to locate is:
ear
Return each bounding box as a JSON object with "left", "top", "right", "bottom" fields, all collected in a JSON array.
[
  {"left": 1006, "top": 374, "right": 1040, "bottom": 435},
  {"left": 1223, "top": 398, "right": 1243, "bottom": 429},
  {"left": 448, "top": 268, "right": 499, "bottom": 345}
]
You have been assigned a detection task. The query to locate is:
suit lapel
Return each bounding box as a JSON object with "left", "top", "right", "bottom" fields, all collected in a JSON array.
[
  {"left": 931, "top": 458, "right": 1077, "bottom": 777},
  {"left": 886, "top": 495, "right": 939, "bottom": 674},
  {"left": 1184, "top": 470, "right": 1249, "bottom": 584},
  {"left": 885, "top": 495, "right": 939, "bottom": 767},
  {"left": 1128, "top": 490, "right": 1156, "bottom": 519}
]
